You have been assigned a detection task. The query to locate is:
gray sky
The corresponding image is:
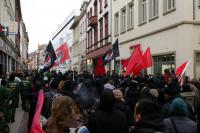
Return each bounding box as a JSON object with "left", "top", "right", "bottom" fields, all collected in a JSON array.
[{"left": 21, "top": 0, "right": 83, "bottom": 53}]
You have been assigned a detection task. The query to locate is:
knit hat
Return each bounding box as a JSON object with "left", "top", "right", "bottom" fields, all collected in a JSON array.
[{"left": 169, "top": 97, "right": 188, "bottom": 116}]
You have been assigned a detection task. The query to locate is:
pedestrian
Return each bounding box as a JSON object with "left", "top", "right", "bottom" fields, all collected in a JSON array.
[
  {"left": 45, "top": 96, "right": 89, "bottom": 133},
  {"left": 42, "top": 79, "right": 60, "bottom": 119},
  {"left": 113, "top": 89, "right": 134, "bottom": 127},
  {"left": 7, "top": 73, "right": 19, "bottom": 122},
  {"left": 163, "top": 97, "right": 197, "bottom": 133},
  {"left": 87, "top": 89, "right": 128, "bottom": 133},
  {"left": 131, "top": 99, "right": 164, "bottom": 133}
]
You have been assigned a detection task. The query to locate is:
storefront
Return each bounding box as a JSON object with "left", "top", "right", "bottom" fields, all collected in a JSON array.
[{"left": 153, "top": 54, "right": 175, "bottom": 75}]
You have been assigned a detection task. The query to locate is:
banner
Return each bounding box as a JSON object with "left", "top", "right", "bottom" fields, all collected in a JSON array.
[
  {"left": 103, "top": 38, "right": 120, "bottom": 64},
  {"left": 43, "top": 41, "right": 57, "bottom": 72},
  {"left": 30, "top": 89, "right": 45, "bottom": 133},
  {"left": 125, "top": 46, "right": 144, "bottom": 76},
  {"left": 95, "top": 56, "right": 105, "bottom": 76},
  {"left": 142, "top": 47, "right": 152, "bottom": 69},
  {"left": 54, "top": 42, "right": 70, "bottom": 67}
]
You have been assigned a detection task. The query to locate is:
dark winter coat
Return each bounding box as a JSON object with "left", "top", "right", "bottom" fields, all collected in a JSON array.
[
  {"left": 163, "top": 116, "right": 197, "bottom": 133},
  {"left": 87, "top": 108, "right": 128, "bottom": 133},
  {"left": 114, "top": 101, "right": 134, "bottom": 126},
  {"left": 131, "top": 114, "right": 164, "bottom": 133}
]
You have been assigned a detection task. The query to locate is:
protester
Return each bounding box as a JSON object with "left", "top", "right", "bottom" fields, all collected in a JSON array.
[
  {"left": 131, "top": 99, "right": 164, "bottom": 133},
  {"left": 45, "top": 96, "right": 89, "bottom": 133},
  {"left": 87, "top": 89, "right": 128, "bottom": 133},
  {"left": 162, "top": 80, "right": 180, "bottom": 118},
  {"left": 163, "top": 97, "right": 197, "bottom": 133},
  {"left": 3, "top": 69, "right": 200, "bottom": 133},
  {"left": 42, "top": 79, "right": 60, "bottom": 118},
  {"left": 113, "top": 89, "right": 134, "bottom": 127}
]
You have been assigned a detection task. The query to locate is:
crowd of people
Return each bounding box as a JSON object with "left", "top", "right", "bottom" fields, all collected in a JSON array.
[{"left": 0, "top": 69, "right": 199, "bottom": 133}]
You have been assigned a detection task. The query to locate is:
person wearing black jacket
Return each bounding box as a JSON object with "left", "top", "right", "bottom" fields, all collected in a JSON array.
[
  {"left": 131, "top": 99, "right": 164, "bottom": 133},
  {"left": 87, "top": 89, "right": 128, "bottom": 133}
]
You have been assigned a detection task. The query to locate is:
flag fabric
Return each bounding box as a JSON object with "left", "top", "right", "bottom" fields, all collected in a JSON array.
[
  {"left": 54, "top": 42, "right": 70, "bottom": 67},
  {"left": 30, "top": 89, "right": 45, "bottom": 133},
  {"left": 142, "top": 47, "right": 152, "bottom": 69},
  {"left": 95, "top": 56, "right": 106, "bottom": 76},
  {"left": 121, "top": 58, "right": 129, "bottom": 68},
  {"left": 43, "top": 41, "right": 57, "bottom": 72},
  {"left": 125, "top": 46, "right": 144, "bottom": 76},
  {"left": 103, "top": 38, "right": 120, "bottom": 64},
  {"left": 175, "top": 60, "right": 190, "bottom": 84}
]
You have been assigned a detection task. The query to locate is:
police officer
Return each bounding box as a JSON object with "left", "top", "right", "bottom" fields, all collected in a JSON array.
[
  {"left": 19, "top": 76, "right": 31, "bottom": 111},
  {"left": 0, "top": 79, "right": 11, "bottom": 122},
  {"left": 7, "top": 73, "right": 19, "bottom": 122}
]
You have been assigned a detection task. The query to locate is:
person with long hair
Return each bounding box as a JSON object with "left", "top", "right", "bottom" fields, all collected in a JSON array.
[{"left": 45, "top": 96, "right": 82, "bottom": 133}]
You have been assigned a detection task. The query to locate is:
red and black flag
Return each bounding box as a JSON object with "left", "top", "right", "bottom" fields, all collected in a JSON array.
[
  {"left": 54, "top": 42, "right": 70, "bottom": 67},
  {"left": 103, "top": 38, "right": 120, "bottom": 65},
  {"left": 43, "top": 41, "right": 57, "bottom": 72}
]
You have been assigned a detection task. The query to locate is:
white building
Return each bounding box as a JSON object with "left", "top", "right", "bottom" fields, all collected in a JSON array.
[
  {"left": 51, "top": 10, "right": 79, "bottom": 73},
  {"left": 70, "top": 1, "right": 89, "bottom": 72},
  {"left": 20, "top": 20, "right": 29, "bottom": 70},
  {"left": 70, "top": 16, "right": 80, "bottom": 72},
  {"left": 112, "top": 0, "right": 200, "bottom": 78}
]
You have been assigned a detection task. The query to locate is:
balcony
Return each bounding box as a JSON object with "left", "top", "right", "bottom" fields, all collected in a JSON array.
[{"left": 88, "top": 16, "right": 97, "bottom": 28}]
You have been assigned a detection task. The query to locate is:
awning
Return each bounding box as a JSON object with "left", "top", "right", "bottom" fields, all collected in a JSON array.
[{"left": 86, "top": 44, "right": 111, "bottom": 59}]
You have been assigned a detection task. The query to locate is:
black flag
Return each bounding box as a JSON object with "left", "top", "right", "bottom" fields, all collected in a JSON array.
[
  {"left": 43, "top": 41, "right": 57, "bottom": 72},
  {"left": 103, "top": 38, "right": 120, "bottom": 64}
]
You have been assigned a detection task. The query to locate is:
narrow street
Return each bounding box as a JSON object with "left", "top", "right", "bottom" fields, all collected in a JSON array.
[{"left": 8, "top": 98, "right": 28, "bottom": 133}]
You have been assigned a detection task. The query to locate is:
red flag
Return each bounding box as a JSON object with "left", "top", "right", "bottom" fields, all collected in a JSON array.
[
  {"left": 30, "top": 90, "right": 45, "bottom": 133},
  {"left": 121, "top": 58, "right": 129, "bottom": 68},
  {"left": 143, "top": 47, "right": 152, "bottom": 68},
  {"left": 175, "top": 60, "right": 190, "bottom": 85},
  {"left": 125, "top": 47, "right": 144, "bottom": 76},
  {"left": 175, "top": 60, "right": 189, "bottom": 77},
  {"left": 95, "top": 57, "right": 105, "bottom": 76},
  {"left": 54, "top": 42, "right": 70, "bottom": 67}
]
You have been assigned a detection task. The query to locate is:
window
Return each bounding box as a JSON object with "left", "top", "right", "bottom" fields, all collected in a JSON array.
[
  {"left": 121, "top": 7, "right": 126, "bottom": 33},
  {"left": 163, "top": 0, "right": 175, "bottom": 13},
  {"left": 153, "top": 54, "right": 175, "bottom": 75},
  {"left": 105, "top": 0, "right": 108, "bottom": 7},
  {"left": 114, "top": 12, "right": 119, "bottom": 35},
  {"left": 139, "top": 0, "right": 147, "bottom": 24},
  {"left": 100, "top": 18, "right": 103, "bottom": 46},
  {"left": 149, "top": 0, "right": 158, "bottom": 19},
  {"left": 99, "top": 0, "right": 102, "bottom": 13},
  {"left": 128, "top": 3, "right": 134, "bottom": 29},
  {"left": 104, "top": 13, "right": 108, "bottom": 45}
]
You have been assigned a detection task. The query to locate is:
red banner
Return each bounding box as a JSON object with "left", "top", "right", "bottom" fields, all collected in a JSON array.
[
  {"left": 54, "top": 42, "right": 70, "bottom": 67},
  {"left": 30, "top": 90, "right": 45, "bottom": 133}
]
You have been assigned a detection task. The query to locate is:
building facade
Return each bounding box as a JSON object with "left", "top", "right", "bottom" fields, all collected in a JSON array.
[
  {"left": 71, "top": 16, "right": 80, "bottom": 72},
  {"left": 51, "top": 10, "right": 79, "bottom": 73},
  {"left": 28, "top": 51, "right": 37, "bottom": 70},
  {"left": 112, "top": 0, "right": 200, "bottom": 78},
  {"left": 85, "top": 0, "right": 112, "bottom": 72},
  {"left": 37, "top": 44, "right": 47, "bottom": 69},
  {"left": 0, "top": 0, "right": 28, "bottom": 74},
  {"left": 20, "top": 20, "right": 29, "bottom": 70},
  {"left": 78, "top": 1, "right": 88, "bottom": 72}
]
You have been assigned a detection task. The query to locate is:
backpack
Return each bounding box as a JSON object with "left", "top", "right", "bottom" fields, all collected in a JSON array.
[
  {"left": 43, "top": 90, "right": 62, "bottom": 118},
  {"left": 70, "top": 126, "right": 90, "bottom": 133}
]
